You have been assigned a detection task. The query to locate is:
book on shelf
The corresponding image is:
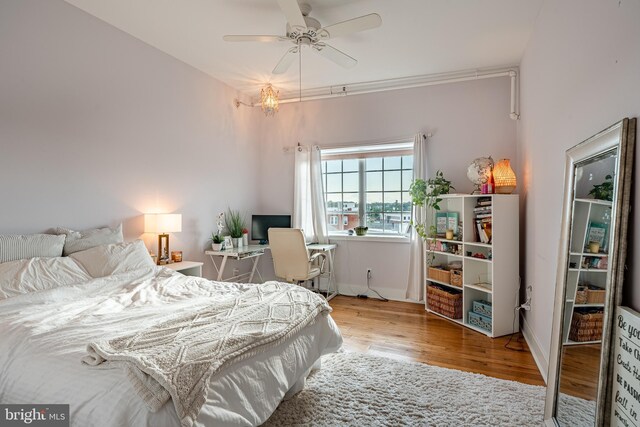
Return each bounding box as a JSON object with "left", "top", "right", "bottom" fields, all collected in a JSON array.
[
  {"left": 436, "top": 212, "right": 448, "bottom": 235},
  {"left": 475, "top": 213, "right": 493, "bottom": 219}
]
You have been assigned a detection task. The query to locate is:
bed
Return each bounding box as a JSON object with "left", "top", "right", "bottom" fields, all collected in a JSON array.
[{"left": 0, "top": 236, "right": 342, "bottom": 427}]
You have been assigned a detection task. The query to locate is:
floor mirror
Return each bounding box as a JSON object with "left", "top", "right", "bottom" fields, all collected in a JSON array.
[{"left": 544, "top": 118, "right": 636, "bottom": 426}]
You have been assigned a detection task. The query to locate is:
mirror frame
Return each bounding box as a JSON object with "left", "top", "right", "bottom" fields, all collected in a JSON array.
[{"left": 544, "top": 118, "right": 636, "bottom": 426}]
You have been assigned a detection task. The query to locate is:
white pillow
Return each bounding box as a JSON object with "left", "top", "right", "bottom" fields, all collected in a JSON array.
[
  {"left": 0, "top": 257, "right": 91, "bottom": 299},
  {"left": 0, "top": 234, "right": 66, "bottom": 263},
  {"left": 56, "top": 224, "right": 124, "bottom": 256},
  {"left": 70, "top": 240, "right": 155, "bottom": 278}
]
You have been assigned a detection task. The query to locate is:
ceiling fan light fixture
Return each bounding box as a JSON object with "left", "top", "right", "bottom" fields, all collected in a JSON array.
[{"left": 261, "top": 84, "right": 279, "bottom": 116}]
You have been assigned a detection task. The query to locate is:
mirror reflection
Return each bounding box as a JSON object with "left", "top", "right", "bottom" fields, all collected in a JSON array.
[{"left": 555, "top": 150, "right": 617, "bottom": 425}]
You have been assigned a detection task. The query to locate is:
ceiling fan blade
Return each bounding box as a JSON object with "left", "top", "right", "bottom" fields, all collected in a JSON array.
[
  {"left": 272, "top": 48, "right": 298, "bottom": 74},
  {"left": 277, "top": 0, "right": 307, "bottom": 30},
  {"left": 319, "top": 13, "right": 382, "bottom": 39},
  {"left": 312, "top": 43, "right": 357, "bottom": 69},
  {"left": 223, "top": 35, "right": 289, "bottom": 42}
]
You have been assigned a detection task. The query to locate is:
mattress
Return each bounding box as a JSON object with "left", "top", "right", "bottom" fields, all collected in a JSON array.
[{"left": 0, "top": 267, "right": 342, "bottom": 426}]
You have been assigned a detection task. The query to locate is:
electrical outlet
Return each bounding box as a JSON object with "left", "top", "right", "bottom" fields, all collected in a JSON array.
[
  {"left": 366, "top": 269, "right": 372, "bottom": 279},
  {"left": 233, "top": 268, "right": 239, "bottom": 276},
  {"left": 520, "top": 285, "right": 533, "bottom": 311}
]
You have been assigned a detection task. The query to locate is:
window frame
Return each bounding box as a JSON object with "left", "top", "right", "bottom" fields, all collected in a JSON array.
[{"left": 321, "top": 143, "right": 414, "bottom": 237}]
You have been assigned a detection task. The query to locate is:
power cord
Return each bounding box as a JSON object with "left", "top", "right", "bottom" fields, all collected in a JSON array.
[
  {"left": 504, "top": 306, "right": 527, "bottom": 351},
  {"left": 357, "top": 269, "right": 388, "bottom": 301}
]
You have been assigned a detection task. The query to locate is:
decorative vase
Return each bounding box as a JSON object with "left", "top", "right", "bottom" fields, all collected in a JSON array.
[
  {"left": 242, "top": 233, "right": 249, "bottom": 246},
  {"left": 211, "top": 243, "right": 223, "bottom": 251},
  {"left": 233, "top": 237, "right": 242, "bottom": 248}
]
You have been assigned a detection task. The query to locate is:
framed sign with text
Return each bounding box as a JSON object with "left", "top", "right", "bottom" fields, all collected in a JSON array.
[{"left": 611, "top": 306, "right": 640, "bottom": 426}]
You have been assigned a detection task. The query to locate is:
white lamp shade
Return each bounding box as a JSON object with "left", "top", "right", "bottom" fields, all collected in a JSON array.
[{"left": 144, "top": 214, "right": 182, "bottom": 233}]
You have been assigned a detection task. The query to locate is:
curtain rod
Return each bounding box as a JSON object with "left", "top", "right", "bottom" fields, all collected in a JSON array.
[{"left": 282, "top": 134, "right": 431, "bottom": 153}]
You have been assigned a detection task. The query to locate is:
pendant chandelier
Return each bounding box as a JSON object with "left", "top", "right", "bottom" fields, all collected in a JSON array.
[{"left": 260, "top": 84, "right": 279, "bottom": 116}]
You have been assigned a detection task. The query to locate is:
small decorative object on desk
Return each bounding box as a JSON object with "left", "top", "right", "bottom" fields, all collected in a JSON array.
[
  {"left": 223, "top": 236, "right": 233, "bottom": 249},
  {"left": 242, "top": 228, "right": 249, "bottom": 246},
  {"left": 211, "top": 213, "right": 225, "bottom": 251},
  {"left": 225, "top": 208, "right": 246, "bottom": 248},
  {"left": 171, "top": 251, "right": 182, "bottom": 263}
]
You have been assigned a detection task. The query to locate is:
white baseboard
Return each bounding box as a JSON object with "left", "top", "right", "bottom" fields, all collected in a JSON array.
[
  {"left": 337, "top": 283, "right": 423, "bottom": 304},
  {"left": 520, "top": 313, "right": 548, "bottom": 383}
]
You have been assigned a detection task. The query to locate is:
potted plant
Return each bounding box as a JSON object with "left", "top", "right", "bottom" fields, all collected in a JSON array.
[
  {"left": 589, "top": 174, "right": 614, "bottom": 201},
  {"left": 354, "top": 225, "right": 368, "bottom": 236},
  {"left": 409, "top": 170, "right": 454, "bottom": 263},
  {"left": 242, "top": 228, "right": 249, "bottom": 246},
  {"left": 210, "top": 212, "right": 225, "bottom": 250},
  {"left": 225, "top": 208, "right": 246, "bottom": 248}
]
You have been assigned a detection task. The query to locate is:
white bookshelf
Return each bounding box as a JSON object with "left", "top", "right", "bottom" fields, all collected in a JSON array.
[
  {"left": 562, "top": 198, "right": 612, "bottom": 345},
  {"left": 423, "top": 194, "right": 520, "bottom": 338}
]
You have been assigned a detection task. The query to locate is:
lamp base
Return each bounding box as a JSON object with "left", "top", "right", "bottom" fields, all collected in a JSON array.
[
  {"left": 495, "top": 186, "right": 516, "bottom": 194},
  {"left": 157, "top": 233, "right": 171, "bottom": 265}
]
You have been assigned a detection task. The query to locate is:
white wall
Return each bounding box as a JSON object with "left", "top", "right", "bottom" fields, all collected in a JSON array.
[
  {"left": 255, "top": 77, "right": 517, "bottom": 299},
  {"left": 0, "top": 0, "right": 263, "bottom": 279},
  {"left": 517, "top": 0, "right": 640, "bottom": 370}
]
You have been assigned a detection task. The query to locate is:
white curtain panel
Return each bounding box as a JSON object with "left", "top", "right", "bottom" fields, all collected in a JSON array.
[
  {"left": 293, "top": 145, "right": 329, "bottom": 244},
  {"left": 406, "top": 133, "right": 428, "bottom": 301}
]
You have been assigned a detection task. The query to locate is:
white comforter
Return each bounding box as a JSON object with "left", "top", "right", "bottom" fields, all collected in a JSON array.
[{"left": 0, "top": 267, "right": 342, "bottom": 426}]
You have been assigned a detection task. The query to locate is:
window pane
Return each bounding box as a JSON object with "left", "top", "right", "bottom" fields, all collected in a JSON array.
[
  {"left": 326, "top": 160, "right": 341, "bottom": 173},
  {"left": 366, "top": 171, "right": 382, "bottom": 192},
  {"left": 366, "top": 213, "right": 384, "bottom": 233},
  {"left": 366, "top": 192, "right": 383, "bottom": 211},
  {"left": 326, "top": 194, "right": 342, "bottom": 212},
  {"left": 402, "top": 170, "right": 413, "bottom": 191},
  {"left": 384, "top": 192, "right": 402, "bottom": 211},
  {"left": 322, "top": 161, "right": 327, "bottom": 173},
  {"left": 366, "top": 157, "right": 382, "bottom": 171},
  {"left": 384, "top": 214, "right": 401, "bottom": 233},
  {"left": 402, "top": 155, "right": 413, "bottom": 169},
  {"left": 384, "top": 170, "right": 402, "bottom": 191},
  {"left": 326, "top": 174, "right": 342, "bottom": 192},
  {"left": 342, "top": 193, "right": 359, "bottom": 211},
  {"left": 342, "top": 159, "right": 359, "bottom": 172},
  {"left": 401, "top": 192, "right": 412, "bottom": 212},
  {"left": 384, "top": 156, "right": 401, "bottom": 170},
  {"left": 343, "top": 172, "right": 359, "bottom": 192}
]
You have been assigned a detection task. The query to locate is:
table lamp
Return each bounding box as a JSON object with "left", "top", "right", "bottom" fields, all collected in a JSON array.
[{"left": 144, "top": 213, "right": 182, "bottom": 265}]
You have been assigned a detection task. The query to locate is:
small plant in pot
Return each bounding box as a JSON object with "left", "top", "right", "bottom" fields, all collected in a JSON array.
[
  {"left": 225, "top": 208, "right": 246, "bottom": 248},
  {"left": 354, "top": 225, "right": 368, "bottom": 236}
]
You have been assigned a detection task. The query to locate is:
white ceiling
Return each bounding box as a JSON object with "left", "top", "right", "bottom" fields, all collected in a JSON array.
[{"left": 64, "top": 0, "right": 542, "bottom": 97}]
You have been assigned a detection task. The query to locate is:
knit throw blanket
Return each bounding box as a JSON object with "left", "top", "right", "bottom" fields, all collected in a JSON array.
[{"left": 82, "top": 281, "right": 331, "bottom": 427}]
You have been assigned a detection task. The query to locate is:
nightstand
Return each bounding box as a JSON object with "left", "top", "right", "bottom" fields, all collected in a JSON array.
[{"left": 165, "top": 261, "right": 204, "bottom": 277}]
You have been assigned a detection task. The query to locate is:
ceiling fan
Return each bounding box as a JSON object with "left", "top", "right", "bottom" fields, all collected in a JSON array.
[{"left": 223, "top": 0, "right": 382, "bottom": 75}]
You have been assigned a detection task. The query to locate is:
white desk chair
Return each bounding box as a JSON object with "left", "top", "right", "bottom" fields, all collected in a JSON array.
[{"left": 268, "top": 228, "right": 327, "bottom": 289}]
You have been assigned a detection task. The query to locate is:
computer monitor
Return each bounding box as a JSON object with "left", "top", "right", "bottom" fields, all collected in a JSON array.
[{"left": 251, "top": 215, "right": 292, "bottom": 244}]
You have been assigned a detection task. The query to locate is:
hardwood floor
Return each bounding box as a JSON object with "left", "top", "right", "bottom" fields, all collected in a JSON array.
[{"left": 329, "top": 295, "right": 545, "bottom": 387}]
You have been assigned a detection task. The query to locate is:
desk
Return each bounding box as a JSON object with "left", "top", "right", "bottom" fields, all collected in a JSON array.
[
  {"left": 204, "top": 243, "right": 338, "bottom": 300},
  {"left": 205, "top": 245, "right": 267, "bottom": 282}
]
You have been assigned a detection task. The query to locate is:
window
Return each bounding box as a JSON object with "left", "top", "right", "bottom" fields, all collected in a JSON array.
[{"left": 322, "top": 143, "right": 413, "bottom": 235}]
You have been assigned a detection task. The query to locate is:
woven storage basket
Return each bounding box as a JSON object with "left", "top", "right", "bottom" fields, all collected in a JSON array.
[
  {"left": 586, "top": 288, "right": 606, "bottom": 304},
  {"left": 428, "top": 267, "right": 450, "bottom": 284},
  {"left": 575, "top": 285, "right": 606, "bottom": 305},
  {"left": 575, "top": 286, "right": 588, "bottom": 304},
  {"left": 450, "top": 269, "right": 463, "bottom": 287},
  {"left": 427, "top": 284, "right": 462, "bottom": 319},
  {"left": 569, "top": 310, "right": 604, "bottom": 342}
]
